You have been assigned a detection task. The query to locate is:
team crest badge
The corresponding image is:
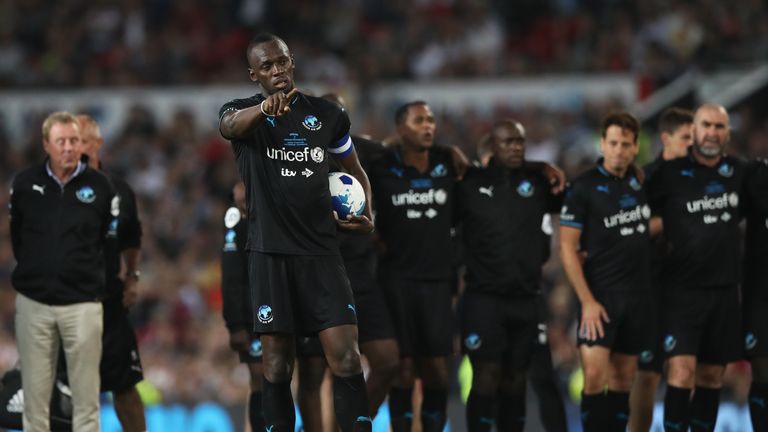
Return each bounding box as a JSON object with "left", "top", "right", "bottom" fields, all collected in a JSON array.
[
  {"left": 76, "top": 186, "right": 96, "bottom": 203},
  {"left": 664, "top": 335, "right": 677, "bottom": 352},
  {"left": 223, "top": 229, "right": 237, "bottom": 251},
  {"left": 464, "top": 333, "right": 482, "bottom": 350},
  {"left": 249, "top": 339, "right": 263, "bottom": 357},
  {"left": 430, "top": 164, "right": 447, "bottom": 177},
  {"left": 517, "top": 180, "right": 534, "bottom": 197},
  {"left": 302, "top": 115, "right": 322, "bottom": 131},
  {"left": 746, "top": 333, "right": 758, "bottom": 350},
  {"left": 718, "top": 163, "right": 734, "bottom": 178},
  {"left": 629, "top": 176, "right": 641, "bottom": 191},
  {"left": 107, "top": 218, "right": 119, "bottom": 238},
  {"left": 258, "top": 305, "right": 274, "bottom": 323}
]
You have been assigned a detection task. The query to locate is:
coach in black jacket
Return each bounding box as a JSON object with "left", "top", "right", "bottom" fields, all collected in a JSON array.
[{"left": 9, "top": 111, "right": 117, "bottom": 432}]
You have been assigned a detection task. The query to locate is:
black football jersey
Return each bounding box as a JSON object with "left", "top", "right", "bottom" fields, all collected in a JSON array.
[
  {"left": 561, "top": 161, "right": 651, "bottom": 293},
  {"left": 456, "top": 160, "right": 562, "bottom": 296},
  {"left": 646, "top": 152, "right": 747, "bottom": 289},
  {"left": 220, "top": 205, "right": 251, "bottom": 332},
  {"left": 103, "top": 173, "right": 142, "bottom": 300},
  {"left": 743, "top": 159, "right": 768, "bottom": 295},
  {"left": 368, "top": 146, "right": 457, "bottom": 281},
  {"left": 219, "top": 93, "right": 354, "bottom": 255}
]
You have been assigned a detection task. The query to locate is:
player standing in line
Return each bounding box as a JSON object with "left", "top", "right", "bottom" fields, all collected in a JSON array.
[
  {"left": 456, "top": 119, "right": 565, "bottom": 431},
  {"left": 629, "top": 107, "right": 694, "bottom": 432},
  {"left": 367, "top": 101, "right": 462, "bottom": 432},
  {"left": 219, "top": 33, "right": 374, "bottom": 432},
  {"left": 76, "top": 115, "right": 146, "bottom": 432},
  {"left": 646, "top": 104, "right": 748, "bottom": 432},
  {"left": 221, "top": 182, "right": 265, "bottom": 432},
  {"left": 560, "top": 112, "right": 651, "bottom": 432},
  {"left": 294, "top": 93, "right": 399, "bottom": 430},
  {"left": 740, "top": 147, "right": 768, "bottom": 430}
]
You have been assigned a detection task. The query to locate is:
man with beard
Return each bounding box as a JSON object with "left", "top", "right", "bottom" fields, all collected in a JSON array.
[{"left": 646, "top": 104, "right": 748, "bottom": 431}]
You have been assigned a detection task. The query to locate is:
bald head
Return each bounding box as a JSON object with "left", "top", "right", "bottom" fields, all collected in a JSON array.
[
  {"left": 693, "top": 103, "right": 730, "bottom": 159},
  {"left": 491, "top": 119, "right": 526, "bottom": 168},
  {"left": 76, "top": 115, "right": 104, "bottom": 167}
]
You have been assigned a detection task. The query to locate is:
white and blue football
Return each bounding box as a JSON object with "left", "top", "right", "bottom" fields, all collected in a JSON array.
[{"left": 328, "top": 172, "right": 366, "bottom": 219}]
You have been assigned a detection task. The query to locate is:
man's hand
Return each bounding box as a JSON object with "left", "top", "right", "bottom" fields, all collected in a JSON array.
[
  {"left": 541, "top": 162, "right": 566, "bottom": 194},
  {"left": 449, "top": 145, "right": 470, "bottom": 180},
  {"left": 123, "top": 276, "right": 139, "bottom": 308},
  {"left": 579, "top": 299, "right": 610, "bottom": 342},
  {"left": 334, "top": 211, "right": 374, "bottom": 234},
  {"left": 261, "top": 88, "right": 299, "bottom": 117},
  {"left": 229, "top": 329, "right": 250, "bottom": 353}
]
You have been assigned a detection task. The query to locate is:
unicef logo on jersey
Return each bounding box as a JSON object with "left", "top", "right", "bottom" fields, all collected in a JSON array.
[
  {"left": 311, "top": 147, "right": 324, "bottom": 163},
  {"left": 302, "top": 115, "right": 322, "bottom": 131},
  {"left": 76, "top": 186, "right": 96, "bottom": 203},
  {"left": 718, "top": 162, "right": 734, "bottom": 178},
  {"left": 629, "top": 176, "right": 642, "bottom": 191},
  {"left": 258, "top": 305, "right": 274, "bottom": 324},
  {"left": 642, "top": 204, "right": 652, "bottom": 219},
  {"left": 249, "top": 339, "right": 263, "bottom": 357},
  {"left": 746, "top": 333, "right": 758, "bottom": 351},
  {"left": 464, "top": 333, "right": 482, "bottom": 350},
  {"left": 664, "top": 335, "right": 677, "bottom": 352},
  {"left": 517, "top": 180, "right": 534, "bottom": 197}
]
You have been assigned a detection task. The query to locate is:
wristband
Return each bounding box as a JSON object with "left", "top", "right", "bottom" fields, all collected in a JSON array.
[{"left": 260, "top": 100, "right": 273, "bottom": 117}]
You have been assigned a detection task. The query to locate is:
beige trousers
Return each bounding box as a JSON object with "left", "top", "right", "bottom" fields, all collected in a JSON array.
[{"left": 15, "top": 293, "right": 103, "bottom": 432}]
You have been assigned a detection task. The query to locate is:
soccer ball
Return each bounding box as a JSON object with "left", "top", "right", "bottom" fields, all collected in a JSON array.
[{"left": 328, "top": 172, "right": 366, "bottom": 219}]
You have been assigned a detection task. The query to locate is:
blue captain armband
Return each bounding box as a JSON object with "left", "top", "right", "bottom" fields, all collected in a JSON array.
[{"left": 328, "top": 134, "right": 354, "bottom": 159}]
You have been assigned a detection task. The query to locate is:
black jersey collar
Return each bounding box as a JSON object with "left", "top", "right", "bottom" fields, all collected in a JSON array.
[
  {"left": 596, "top": 158, "right": 629, "bottom": 180},
  {"left": 487, "top": 157, "right": 526, "bottom": 177},
  {"left": 685, "top": 146, "right": 732, "bottom": 168}
]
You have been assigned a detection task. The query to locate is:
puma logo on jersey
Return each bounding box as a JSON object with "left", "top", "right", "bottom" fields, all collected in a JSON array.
[
  {"left": 32, "top": 184, "right": 45, "bottom": 195},
  {"left": 479, "top": 186, "right": 494, "bottom": 197}
]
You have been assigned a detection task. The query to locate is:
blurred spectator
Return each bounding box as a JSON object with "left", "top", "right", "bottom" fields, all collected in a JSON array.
[{"left": 0, "top": 0, "right": 765, "bottom": 89}]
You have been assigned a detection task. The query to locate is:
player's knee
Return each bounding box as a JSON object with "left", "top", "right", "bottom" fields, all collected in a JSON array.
[
  {"left": 264, "top": 354, "right": 294, "bottom": 382},
  {"left": 329, "top": 348, "right": 362, "bottom": 376},
  {"left": 582, "top": 364, "right": 607, "bottom": 391},
  {"left": 667, "top": 360, "right": 696, "bottom": 387},
  {"left": 695, "top": 365, "right": 723, "bottom": 388}
]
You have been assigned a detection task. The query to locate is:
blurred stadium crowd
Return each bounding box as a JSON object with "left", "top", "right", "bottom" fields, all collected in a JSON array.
[
  {"left": 1, "top": 0, "right": 767, "bottom": 422},
  {"left": 1, "top": 0, "right": 767, "bottom": 90}
]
